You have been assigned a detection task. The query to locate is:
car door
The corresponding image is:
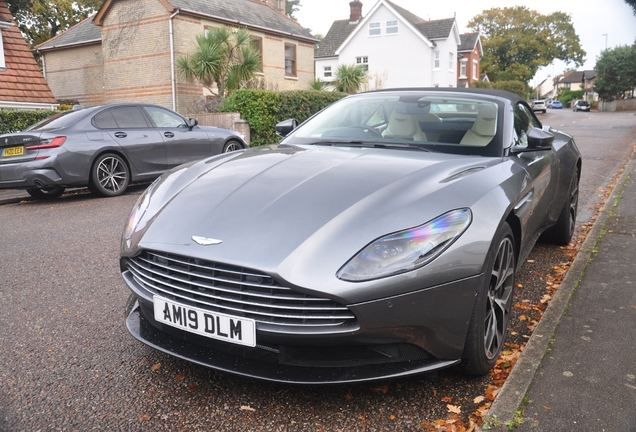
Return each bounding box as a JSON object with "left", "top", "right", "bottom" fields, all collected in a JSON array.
[
  {"left": 94, "top": 106, "right": 166, "bottom": 177},
  {"left": 512, "top": 102, "right": 558, "bottom": 242},
  {"left": 141, "top": 106, "right": 212, "bottom": 168}
]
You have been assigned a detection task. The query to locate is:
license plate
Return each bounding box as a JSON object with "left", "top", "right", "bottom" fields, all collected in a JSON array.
[
  {"left": 153, "top": 296, "right": 256, "bottom": 347},
  {"left": 3, "top": 146, "right": 24, "bottom": 157}
]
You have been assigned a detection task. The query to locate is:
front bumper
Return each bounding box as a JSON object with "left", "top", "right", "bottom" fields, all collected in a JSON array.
[{"left": 123, "top": 269, "right": 481, "bottom": 384}]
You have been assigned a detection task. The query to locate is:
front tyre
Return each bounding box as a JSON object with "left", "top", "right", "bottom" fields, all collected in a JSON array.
[
  {"left": 90, "top": 153, "right": 130, "bottom": 197},
  {"left": 223, "top": 139, "right": 243, "bottom": 153},
  {"left": 26, "top": 186, "right": 65, "bottom": 200},
  {"left": 459, "top": 223, "right": 516, "bottom": 375},
  {"left": 543, "top": 166, "right": 579, "bottom": 245}
]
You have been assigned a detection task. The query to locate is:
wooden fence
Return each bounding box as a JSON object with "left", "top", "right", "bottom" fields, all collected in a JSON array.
[
  {"left": 187, "top": 112, "right": 250, "bottom": 144},
  {"left": 598, "top": 99, "right": 636, "bottom": 112}
]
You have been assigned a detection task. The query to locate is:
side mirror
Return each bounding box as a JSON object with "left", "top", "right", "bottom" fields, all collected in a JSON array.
[
  {"left": 275, "top": 118, "right": 298, "bottom": 138},
  {"left": 511, "top": 127, "right": 554, "bottom": 153},
  {"left": 187, "top": 118, "right": 198, "bottom": 130}
]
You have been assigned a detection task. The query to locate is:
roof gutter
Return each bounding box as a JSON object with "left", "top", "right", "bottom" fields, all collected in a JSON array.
[
  {"left": 177, "top": 8, "right": 319, "bottom": 44},
  {"left": 169, "top": 9, "right": 180, "bottom": 112}
]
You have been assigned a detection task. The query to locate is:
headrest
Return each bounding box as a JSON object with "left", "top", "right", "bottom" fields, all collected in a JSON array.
[{"left": 472, "top": 104, "right": 497, "bottom": 137}]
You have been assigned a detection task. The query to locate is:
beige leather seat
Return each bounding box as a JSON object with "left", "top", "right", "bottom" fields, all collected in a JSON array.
[
  {"left": 382, "top": 109, "right": 428, "bottom": 142},
  {"left": 460, "top": 104, "right": 497, "bottom": 146}
]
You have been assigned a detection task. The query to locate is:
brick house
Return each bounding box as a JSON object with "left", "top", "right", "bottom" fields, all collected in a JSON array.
[
  {"left": 456, "top": 32, "right": 482, "bottom": 88},
  {"left": 0, "top": 1, "right": 57, "bottom": 110},
  {"left": 36, "top": 0, "right": 317, "bottom": 113}
]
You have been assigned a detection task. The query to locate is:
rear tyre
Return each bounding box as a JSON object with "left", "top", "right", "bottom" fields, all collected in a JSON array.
[
  {"left": 543, "top": 166, "right": 579, "bottom": 245},
  {"left": 90, "top": 153, "right": 130, "bottom": 197},
  {"left": 459, "top": 223, "right": 516, "bottom": 376},
  {"left": 26, "top": 186, "right": 65, "bottom": 200},
  {"left": 223, "top": 139, "right": 243, "bottom": 153}
]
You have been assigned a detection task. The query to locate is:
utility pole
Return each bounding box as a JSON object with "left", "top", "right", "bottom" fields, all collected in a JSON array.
[{"left": 602, "top": 34, "right": 608, "bottom": 50}]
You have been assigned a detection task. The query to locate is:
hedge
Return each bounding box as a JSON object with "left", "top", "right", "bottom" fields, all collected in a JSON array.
[
  {"left": 220, "top": 89, "right": 347, "bottom": 146},
  {"left": 0, "top": 109, "right": 60, "bottom": 134}
]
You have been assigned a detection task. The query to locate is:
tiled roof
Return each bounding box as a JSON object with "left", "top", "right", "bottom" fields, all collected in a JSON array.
[
  {"left": 560, "top": 71, "right": 584, "bottom": 84},
  {"left": 0, "top": 1, "right": 57, "bottom": 104},
  {"left": 317, "top": 0, "right": 455, "bottom": 58},
  {"left": 583, "top": 70, "right": 597, "bottom": 80},
  {"left": 458, "top": 32, "right": 478, "bottom": 52},
  {"left": 169, "top": 0, "right": 316, "bottom": 41},
  {"left": 315, "top": 19, "right": 357, "bottom": 58},
  {"left": 37, "top": 14, "right": 100, "bottom": 51}
]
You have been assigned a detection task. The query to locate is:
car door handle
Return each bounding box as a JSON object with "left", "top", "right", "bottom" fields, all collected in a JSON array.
[
  {"left": 114, "top": 132, "right": 127, "bottom": 138},
  {"left": 164, "top": 132, "right": 174, "bottom": 138}
]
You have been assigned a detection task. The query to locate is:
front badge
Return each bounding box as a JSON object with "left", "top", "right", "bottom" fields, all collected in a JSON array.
[{"left": 192, "top": 236, "right": 222, "bottom": 246}]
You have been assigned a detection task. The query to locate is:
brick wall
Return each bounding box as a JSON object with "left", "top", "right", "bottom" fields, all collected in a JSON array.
[{"left": 43, "top": 44, "right": 104, "bottom": 105}]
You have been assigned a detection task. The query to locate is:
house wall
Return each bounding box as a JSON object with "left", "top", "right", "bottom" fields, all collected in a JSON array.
[
  {"left": 338, "top": 4, "right": 435, "bottom": 89},
  {"left": 42, "top": 44, "right": 104, "bottom": 105},
  {"left": 457, "top": 46, "right": 480, "bottom": 88},
  {"left": 430, "top": 36, "right": 458, "bottom": 88},
  {"left": 101, "top": 0, "right": 173, "bottom": 108},
  {"left": 315, "top": 57, "right": 339, "bottom": 83}
]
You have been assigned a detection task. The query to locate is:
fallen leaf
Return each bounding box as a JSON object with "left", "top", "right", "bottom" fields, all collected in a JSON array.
[
  {"left": 527, "top": 259, "right": 535, "bottom": 263},
  {"left": 188, "top": 383, "right": 199, "bottom": 391},
  {"left": 140, "top": 415, "right": 149, "bottom": 421},
  {"left": 389, "top": 415, "right": 395, "bottom": 420},
  {"left": 175, "top": 374, "right": 186, "bottom": 381},
  {"left": 631, "top": 305, "right": 636, "bottom": 310},
  {"left": 543, "top": 406, "right": 551, "bottom": 411},
  {"left": 447, "top": 404, "right": 461, "bottom": 414},
  {"left": 372, "top": 384, "right": 389, "bottom": 394},
  {"left": 473, "top": 395, "right": 485, "bottom": 404},
  {"left": 441, "top": 396, "right": 453, "bottom": 402},
  {"left": 151, "top": 363, "right": 161, "bottom": 371},
  {"left": 240, "top": 405, "right": 256, "bottom": 411},
  {"left": 345, "top": 392, "right": 353, "bottom": 400}
]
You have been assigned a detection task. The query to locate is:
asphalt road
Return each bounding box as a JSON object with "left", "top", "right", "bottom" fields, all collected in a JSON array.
[{"left": 1, "top": 108, "right": 634, "bottom": 431}]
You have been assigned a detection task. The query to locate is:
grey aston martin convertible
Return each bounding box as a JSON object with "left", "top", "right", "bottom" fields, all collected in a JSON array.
[{"left": 120, "top": 88, "right": 581, "bottom": 383}]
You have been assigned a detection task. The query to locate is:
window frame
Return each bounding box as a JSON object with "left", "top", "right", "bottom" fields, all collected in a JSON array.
[
  {"left": 459, "top": 60, "right": 467, "bottom": 78},
  {"left": 385, "top": 20, "right": 398, "bottom": 35},
  {"left": 323, "top": 66, "right": 332, "bottom": 78},
  {"left": 356, "top": 56, "right": 369, "bottom": 72},
  {"left": 284, "top": 43, "right": 297, "bottom": 77},
  {"left": 250, "top": 36, "right": 263, "bottom": 72},
  {"left": 472, "top": 60, "right": 478, "bottom": 80},
  {"left": 434, "top": 51, "right": 440, "bottom": 69},
  {"left": 368, "top": 22, "right": 381, "bottom": 36},
  {"left": 448, "top": 52, "right": 454, "bottom": 71}
]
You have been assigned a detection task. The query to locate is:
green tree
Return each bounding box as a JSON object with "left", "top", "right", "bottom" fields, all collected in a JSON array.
[
  {"left": 307, "top": 78, "right": 330, "bottom": 91},
  {"left": 594, "top": 44, "right": 636, "bottom": 101},
  {"left": 7, "top": 0, "right": 101, "bottom": 47},
  {"left": 177, "top": 26, "right": 261, "bottom": 98},
  {"left": 625, "top": 0, "right": 636, "bottom": 15},
  {"left": 333, "top": 64, "right": 368, "bottom": 94},
  {"left": 285, "top": 0, "right": 301, "bottom": 19},
  {"left": 468, "top": 7, "right": 585, "bottom": 83}
]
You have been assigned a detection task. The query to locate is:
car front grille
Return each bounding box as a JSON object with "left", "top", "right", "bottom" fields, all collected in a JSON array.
[{"left": 127, "top": 250, "right": 357, "bottom": 330}]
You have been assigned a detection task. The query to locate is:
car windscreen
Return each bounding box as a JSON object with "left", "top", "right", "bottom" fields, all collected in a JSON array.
[
  {"left": 285, "top": 92, "right": 503, "bottom": 157},
  {"left": 24, "top": 109, "right": 87, "bottom": 132}
]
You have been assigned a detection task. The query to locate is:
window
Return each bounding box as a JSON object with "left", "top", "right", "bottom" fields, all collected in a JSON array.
[
  {"left": 94, "top": 107, "right": 149, "bottom": 129},
  {"left": 513, "top": 103, "right": 540, "bottom": 146},
  {"left": 323, "top": 66, "right": 332, "bottom": 78},
  {"left": 460, "top": 61, "right": 467, "bottom": 78},
  {"left": 434, "top": 51, "right": 440, "bottom": 69},
  {"left": 356, "top": 56, "right": 369, "bottom": 72},
  {"left": 250, "top": 37, "right": 263, "bottom": 72},
  {"left": 143, "top": 106, "right": 187, "bottom": 128},
  {"left": 0, "top": 29, "right": 5, "bottom": 70},
  {"left": 473, "top": 60, "right": 478, "bottom": 80},
  {"left": 284, "top": 43, "right": 296, "bottom": 77},
  {"left": 448, "top": 53, "right": 454, "bottom": 70},
  {"left": 368, "top": 22, "right": 381, "bottom": 36},
  {"left": 386, "top": 20, "right": 398, "bottom": 34}
]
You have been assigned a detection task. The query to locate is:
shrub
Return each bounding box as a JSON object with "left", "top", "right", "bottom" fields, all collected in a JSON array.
[
  {"left": 0, "top": 110, "right": 59, "bottom": 134},
  {"left": 220, "top": 89, "right": 346, "bottom": 146},
  {"left": 470, "top": 80, "right": 530, "bottom": 98}
]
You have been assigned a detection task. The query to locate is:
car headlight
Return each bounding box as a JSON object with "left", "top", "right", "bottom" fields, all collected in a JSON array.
[
  {"left": 123, "top": 179, "right": 158, "bottom": 240},
  {"left": 337, "top": 209, "right": 472, "bottom": 282}
]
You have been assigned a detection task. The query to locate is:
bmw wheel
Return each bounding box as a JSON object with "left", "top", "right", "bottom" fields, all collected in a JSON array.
[
  {"left": 223, "top": 139, "right": 243, "bottom": 153},
  {"left": 26, "top": 186, "right": 65, "bottom": 200},
  {"left": 90, "top": 153, "right": 130, "bottom": 197},
  {"left": 460, "top": 223, "right": 516, "bottom": 375}
]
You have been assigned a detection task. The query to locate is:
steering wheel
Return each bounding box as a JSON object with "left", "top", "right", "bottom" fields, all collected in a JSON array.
[{"left": 351, "top": 125, "right": 383, "bottom": 138}]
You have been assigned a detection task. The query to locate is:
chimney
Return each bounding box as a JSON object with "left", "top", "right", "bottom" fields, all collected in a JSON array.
[
  {"left": 276, "top": 0, "right": 286, "bottom": 13},
  {"left": 349, "top": 1, "right": 363, "bottom": 23}
]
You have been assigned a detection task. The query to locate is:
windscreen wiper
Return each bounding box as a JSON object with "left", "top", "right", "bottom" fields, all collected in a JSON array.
[{"left": 310, "top": 141, "right": 430, "bottom": 152}]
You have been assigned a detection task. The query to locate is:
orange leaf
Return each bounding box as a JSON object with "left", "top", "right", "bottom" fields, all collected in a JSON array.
[
  {"left": 188, "top": 383, "right": 199, "bottom": 391},
  {"left": 151, "top": 363, "right": 161, "bottom": 371},
  {"left": 543, "top": 406, "right": 551, "bottom": 411},
  {"left": 441, "top": 396, "right": 453, "bottom": 402},
  {"left": 140, "top": 415, "right": 149, "bottom": 421},
  {"left": 447, "top": 404, "right": 461, "bottom": 414},
  {"left": 372, "top": 384, "right": 389, "bottom": 394},
  {"left": 473, "top": 395, "right": 485, "bottom": 404},
  {"left": 175, "top": 374, "right": 186, "bottom": 381}
]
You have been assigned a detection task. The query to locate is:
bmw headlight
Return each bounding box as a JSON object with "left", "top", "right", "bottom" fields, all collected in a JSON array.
[{"left": 337, "top": 209, "right": 472, "bottom": 282}]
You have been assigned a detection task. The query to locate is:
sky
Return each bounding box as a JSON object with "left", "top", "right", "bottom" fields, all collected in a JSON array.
[{"left": 294, "top": 0, "right": 636, "bottom": 86}]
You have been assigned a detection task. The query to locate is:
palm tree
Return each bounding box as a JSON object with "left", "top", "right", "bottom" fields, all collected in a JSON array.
[
  {"left": 308, "top": 78, "right": 330, "bottom": 91},
  {"left": 177, "top": 26, "right": 261, "bottom": 98},
  {"left": 333, "top": 64, "right": 368, "bottom": 94}
]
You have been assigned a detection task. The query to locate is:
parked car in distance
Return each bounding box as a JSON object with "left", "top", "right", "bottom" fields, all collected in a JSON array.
[
  {"left": 531, "top": 99, "right": 547, "bottom": 113},
  {"left": 545, "top": 99, "right": 553, "bottom": 108},
  {"left": 0, "top": 103, "right": 248, "bottom": 199},
  {"left": 121, "top": 88, "right": 581, "bottom": 383},
  {"left": 551, "top": 100, "right": 563, "bottom": 109},
  {"left": 573, "top": 100, "right": 591, "bottom": 112}
]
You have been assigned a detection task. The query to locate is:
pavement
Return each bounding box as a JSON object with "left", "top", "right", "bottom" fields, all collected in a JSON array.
[{"left": 2, "top": 154, "right": 636, "bottom": 431}]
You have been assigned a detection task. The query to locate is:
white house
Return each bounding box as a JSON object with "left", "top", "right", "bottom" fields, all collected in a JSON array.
[{"left": 315, "top": 0, "right": 461, "bottom": 89}]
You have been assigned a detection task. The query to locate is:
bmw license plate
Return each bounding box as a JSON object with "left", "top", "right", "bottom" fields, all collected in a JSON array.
[
  {"left": 153, "top": 295, "right": 256, "bottom": 347},
  {"left": 3, "top": 146, "right": 24, "bottom": 157}
]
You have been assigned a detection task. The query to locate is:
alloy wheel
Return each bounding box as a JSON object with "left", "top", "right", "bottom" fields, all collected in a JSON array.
[{"left": 97, "top": 156, "right": 128, "bottom": 194}]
